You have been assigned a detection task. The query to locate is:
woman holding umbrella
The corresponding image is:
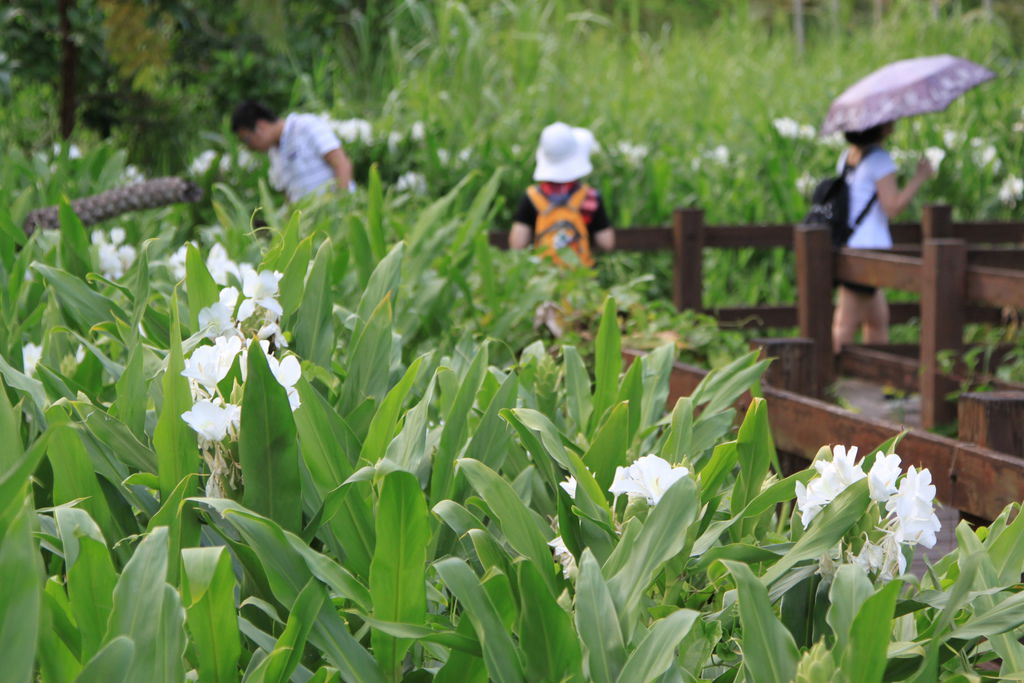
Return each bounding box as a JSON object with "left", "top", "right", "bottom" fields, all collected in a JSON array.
[
  {"left": 831, "top": 122, "right": 933, "bottom": 353},
  {"left": 821, "top": 55, "right": 995, "bottom": 354}
]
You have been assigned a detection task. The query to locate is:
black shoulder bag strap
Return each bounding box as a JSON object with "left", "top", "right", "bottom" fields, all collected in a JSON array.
[{"left": 846, "top": 146, "right": 881, "bottom": 229}]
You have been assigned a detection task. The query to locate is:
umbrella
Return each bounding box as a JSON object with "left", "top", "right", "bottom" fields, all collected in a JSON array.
[{"left": 820, "top": 54, "right": 995, "bottom": 135}]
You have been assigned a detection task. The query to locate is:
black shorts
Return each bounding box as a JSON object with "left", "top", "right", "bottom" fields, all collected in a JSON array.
[{"left": 839, "top": 282, "right": 878, "bottom": 296}]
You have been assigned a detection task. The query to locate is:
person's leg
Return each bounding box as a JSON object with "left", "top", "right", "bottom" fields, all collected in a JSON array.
[
  {"left": 832, "top": 286, "right": 863, "bottom": 354},
  {"left": 862, "top": 288, "right": 890, "bottom": 344}
]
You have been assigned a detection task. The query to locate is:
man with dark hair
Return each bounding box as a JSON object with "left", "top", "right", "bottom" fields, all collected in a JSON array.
[{"left": 231, "top": 100, "right": 354, "bottom": 202}]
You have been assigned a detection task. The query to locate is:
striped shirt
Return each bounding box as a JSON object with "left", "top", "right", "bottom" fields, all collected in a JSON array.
[{"left": 268, "top": 113, "right": 347, "bottom": 201}]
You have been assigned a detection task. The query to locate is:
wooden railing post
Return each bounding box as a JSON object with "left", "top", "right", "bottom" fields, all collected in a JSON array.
[
  {"left": 751, "top": 337, "right": 817, "bottom": 396},
  {"left": 922, "top": 204, "right": 953, "bottom": 241},
  {"left": 672, "top": 208, "right": 704, "bottom": 312},
  {"left": 920, "top": 238, "right": 966, "bottom": 429},
  {"left": 958, "top": 392, "right": 1024, "bottom": 457},
  {"left": 794, "top": 224, "right": 833, "bottom": 396}
]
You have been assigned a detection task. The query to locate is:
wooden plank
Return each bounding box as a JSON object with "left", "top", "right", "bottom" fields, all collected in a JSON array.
[
  {"left": 966, "top": 265, "right": 1024, "bottom": 309},
  {"left": 624, "top": 349, "right": 1024, "bottom": 521},
  {"left": 959, "top": 392, "right": 1024, "bottom": 457},
  {"left": 704, "top": 225, "right": 792, "bottom": 248},
  {"left": 673, "top": 209, "right": 704, "bottom": 312},
  {"left": 708, "top": 306, "right": 798, "bottom": 328},
  {"left": 752, "top": 338, "right": 816, "bottom": 395},
  {"left": 835, "top": 249, "right": 923, "bottom": 292},
  {"left": 920, "top": 239, "right": 967, "bottom": 429},
  {"left": 611, "top": 227, "right": 673, "bottom": 251},
  {"left": 836, "top": 346, "right": 919, "bottom": 392},
  {"left": 953, "top": 221, "right": 1024, "bottom": 244},
  {"left": 794, "top": 225, "right": 834, "bottom": 395}
]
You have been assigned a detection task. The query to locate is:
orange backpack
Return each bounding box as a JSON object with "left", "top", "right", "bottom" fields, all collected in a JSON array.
[{"left": 526, "top": 183, "right": 595, "bottom": 268}]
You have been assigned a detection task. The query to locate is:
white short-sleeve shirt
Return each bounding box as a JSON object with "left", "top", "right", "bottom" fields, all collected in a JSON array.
[
  {"left": 268, "top": 113, "right": 344, "bottom": 201},
  {"left": 837, "top": 147, "right": 898, "bottom": 249}
]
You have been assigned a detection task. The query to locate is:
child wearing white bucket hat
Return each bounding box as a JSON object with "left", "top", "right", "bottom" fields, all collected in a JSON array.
[{"left": 508, "top": 122, "right": 614, "bottom": 267}]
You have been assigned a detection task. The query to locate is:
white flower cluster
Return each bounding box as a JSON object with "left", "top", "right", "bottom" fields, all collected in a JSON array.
[
  {"left": 690, "top": 145, "right": 731, "bottom": 171},
  {"left": 616, "top": 141, "right": 650, "bottom": 167},
  {"left": 22, "top": 342, "right": 42, "bottom": 377},
  {"left": 970, "top": 137, "right": 1001, "bottom": 172},
  {"left": 998, "top": 175, "right": 1024, "bottom": 206},
  {"left": 548, "top": 535, "right": 577, "bottom": 579},
  {"left": 609, "top": 454, "right": 690, "bottom": 506},
  {"left": 394, "top": 171, "right": 428, "bottom": 195},
  {"left": 773, "top": 117, "right": 816, "bottom": 140},
  {"left": 796, "top": 172, "right": 817, "bottom": 195},
  {"left": 325, "top": 117, "right": 374, "bottom": 145},
  {"left": 924, "top": 146, "right": 946, "bottom": 172},
  {"left": 796, "top": 445, "right": 941, "bottom": 581},
  {"left": 189, "top": 149, "right": 258, "bottom": 177},
  {"left": 91, "top": 228, "right": 136, "bottom": 280},
  {"left": 387, "top": 120, "right": 427, "bottom": 153}
]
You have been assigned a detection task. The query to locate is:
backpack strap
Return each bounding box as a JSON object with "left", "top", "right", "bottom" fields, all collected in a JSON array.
[
  {"left": 567, "top": 183, "right": 590, "bottom": 210},
  {"left": 526, "top": 185, "right": 550, "bottom": 213},
  {"left": 845, "top": 146, "right": 882, "bottom": 229}
]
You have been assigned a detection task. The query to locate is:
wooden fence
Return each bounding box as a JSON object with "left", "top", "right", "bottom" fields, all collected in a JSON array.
[
  {"left": 489, "top": 203, "right": 1024, "bottom": 432},
  {"left": 624, "top": 347, "right": 1024, "bottom": 523}
]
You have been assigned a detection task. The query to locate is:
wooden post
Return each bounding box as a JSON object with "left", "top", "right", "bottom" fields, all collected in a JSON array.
[
  {"left": 922, "top": 204, "right": 953, "bottom": 241},
  {"left": 751, "top": 338, "right": 817, "bottom": 395},
  {"left": 795, "top": 224, "right": 834, "bottom": 396},
  {"left": 920, "top": 238, "right": 966, "bottom": 429},
  {"left": 792, "top": 0, "right": 805, "bottom": 57},
  {"left": 958, "top": 392, "right": 1024, "bottom": 457},
  {"left": 672, "top": 208, "right": 704, "bottom": 313}
]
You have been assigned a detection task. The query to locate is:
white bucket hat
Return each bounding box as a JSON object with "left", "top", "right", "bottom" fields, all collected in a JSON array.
[{"left": 533, "top": 122, "right": 595, "bottom": 183}]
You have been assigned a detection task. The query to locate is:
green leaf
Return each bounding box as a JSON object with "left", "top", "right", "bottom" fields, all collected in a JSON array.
[
  {"left": 360, "top": 356, "right": 424, "bottom": 464},
  {"left": 185, "top": 243, "right": 219, "bottom": 331},
  {"left": 366, "top": 164, "right": 387, "bottom": 261},
  {"left": 278, "top": 235, "right": 314, "bottom": 317},
  {"left": 75, "top": 636, "right": 136, "bottom": 683},
  {"left": 103, "top": 527, "right": 187, "bottom": 683},
  {"left": 590, "top": 297, "right": 621, "bottom": 433},
  {"left": 370, "top": 471, "right": 430, "bottom": 681},
  {"left": 55, "top": 508, "right": 118, "bottom": 661},
  {"left": 239, "top": 342, "right": 302, "bottom": 532},
  {"left": 431, "top": 344, "right": 488, "bottom": 504},
  {"left": 575, "top": 550, "right": 625, "bottom": 683},
  {"left": 583, "top": 401, "right": 629, "bottom": 492},
  {"left": 153, "top": 291, "right": 199, "bottom": 501},
  {"left": 434, "top": 558, "right": 524, "bottom": 683},
  {"left": 0, "top": 494, "right": 42, "bottom": 683},
  {"left": 562, "top": 346, "right": 593, "bottom": 434},
  {"left": 516, "top": 561, "right": 583, "bottom": 683},
  {"left": 762, "top": 479, "right": 871, "bottom": 587},
  {"left": 722, "top": 560, "right": 799, "bottom": 683},
  {"left": 730, "top": 398, "right": 776, "bottom": 539},
  {"left": 181, "top": 547, "right": 241, "bottom": 683},
  {"left": 256, "top": 579, "right": 326, "bottom": 683},
  {"left": 827, "top": 564, "right": 873, "bottom": 658},
  {"left": 58, "top": 199, "right": 91, "bottom": 279},
  {"left": 33, "top": 263, "right": 128, "bottom": 335},
  {"left": 294, "top": 238, "right": 335, "bottom": 368},
  {"left": 843, "top": 579, "right": 902, "bottom": 683},
  {"left": 615, "top": 609, "right": 699, "bottom": 683},
  {"left": 111, "top": 344, "right": 146, "bottom": 439},
  {"left": 458, "top": 459, "right": 558, "bottom": 596}
]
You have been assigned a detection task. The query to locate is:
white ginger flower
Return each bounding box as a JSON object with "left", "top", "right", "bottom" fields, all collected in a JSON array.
[
  {"left": 616, "top": 141, "right": 649, "bottom": 167},
  {"left": 22, "top": 342, "right": 43, "bottom": 377},
  {"left": 609, "top": 454, "right": 690, "bottom": 506},
  {"left": 923, "top": 147, "right": 946, "bottom": 172},
  {"left": 182, "top": 399, "right": 239, "bottom": 442},
  {"left": 329, "top": 118, "right": 373, "bottom": 145},
  {"left": 559, "top": 476, "right": 577, "bottom": 499},
  {"left": 167, "top": 243, "right": 191, "bottom": 281},
  {"left": 548, "top": 536, "right": 577, "bottom": 579},
  {"left": 998, "top": 175, "right": 1024, "bottom": 206},
  {"left": 181, "top": 335, "right": 242, "bottom": 394},
  {"left": 773, "top": 117, "right": 815, "bottom": 140},
  {"left": 189, "top": 149, "right": 219, "bottom": 176},
  {"left": 867, "top": 452, "right": 902, "bottom": 502},
  {"left": 394, "top": 171, "right": 428, "bottom": 195},
  {"left": 206, "top": 244, "right": 241, "bottom": 286},
  {"left": 266, "top": 354, "right": 302, "bottom": 411},
  {"left": 410, "top": 121, "right": 426, "bottom": 142},
  {"left": 109, "top": 227, "right": 126, "bottom": 245},
  {"left": 796, "top": 172, "right": 816, "bottom": 195},
  {"left": 198, "top": 287, "right": 241, "bottom": 340},
  {"left": 387, "top": 131, "right": 404, "bottom": 154},
  {"left": 436, "top": 148, "right": 451, "bottom": 165},
  {"left": 886, "top": 466, "right": 941, "bottom": 549},
  {"left": 257, "top": 321, "right": 288, "bottom": 349},
  {"left": 795, "top": 445, "right": 866, "bottom": 528},
  {"left": 942, "top": 129, "right": 965, "bottom": 148},
  {"left": 237, "top": 269, "right": 284, "bottom": 321}
]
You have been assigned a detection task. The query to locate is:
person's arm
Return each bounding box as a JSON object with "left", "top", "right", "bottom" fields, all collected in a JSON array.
[
  {"left": 509, "top": 222, "right": 533, "bottom": 249},
  {"left": 324, "top": 148, "right": 354, "bottom": 193},
  {"left": 593, "top": 227, "right": 615, "bottom": 251},
  {"left": 876, "top": 159, "right": 933, "bottom": 218}
]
